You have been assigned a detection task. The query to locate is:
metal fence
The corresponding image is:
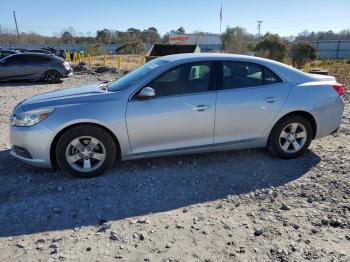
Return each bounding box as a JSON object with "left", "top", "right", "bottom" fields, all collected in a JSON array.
[
  {"left": 309, "top": 40, "right": 350, "bottom": 59},
  {"left": 5, "top": 41, "right": 349, "bottom": 59},
  {"left": 0, "top": 44, "right": 122, "bottom": 54}
]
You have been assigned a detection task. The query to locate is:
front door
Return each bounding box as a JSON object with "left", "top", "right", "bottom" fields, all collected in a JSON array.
[
  {"left": 0, "top": 55, "right": 28, "bottom": 79},
  {"left": 126, "top": 61, "right": 217, "bottom": 154}
]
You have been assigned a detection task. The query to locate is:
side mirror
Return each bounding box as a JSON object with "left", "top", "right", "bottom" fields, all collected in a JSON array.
[{"left": 136, "top": 87, "right": 155, "bottom": 99}]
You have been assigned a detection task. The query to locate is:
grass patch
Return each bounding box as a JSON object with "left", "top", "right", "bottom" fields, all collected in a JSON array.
[{"left": 310, "top": 60, "right": 350, "bottom": 89}]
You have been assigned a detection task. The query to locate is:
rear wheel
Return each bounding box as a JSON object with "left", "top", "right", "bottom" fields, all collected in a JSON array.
[
  {"left": 56, "top": 126, "right": 116, "bottom": 178},
  {"left": 43, "top": 70, "right": 61, "bottom": 83},
  {"left": 267, "top": 115, "right": 313, "bottom": 159}
]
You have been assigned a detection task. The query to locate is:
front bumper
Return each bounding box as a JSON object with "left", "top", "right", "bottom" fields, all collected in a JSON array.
[
  {"left": 62, "top": 68, "right": 73, "bottom": 78},
  {"left": 9, "top": 123, "right": 56, "bottom": 168}
]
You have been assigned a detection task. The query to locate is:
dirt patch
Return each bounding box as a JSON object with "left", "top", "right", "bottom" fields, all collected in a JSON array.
[{"left": 0, "top": 76, "right": 349, "bottom": 261}]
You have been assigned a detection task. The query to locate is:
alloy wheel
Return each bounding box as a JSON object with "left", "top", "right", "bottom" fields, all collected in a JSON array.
[
  {"left": 279, "top": 122, "right": 307, "bottom": 153},
  {"left": 45, "top": 71, "right": 59, "bottom": 83},
  {"left": 65, "top": 136, "right": 106, "bottom": 172}
]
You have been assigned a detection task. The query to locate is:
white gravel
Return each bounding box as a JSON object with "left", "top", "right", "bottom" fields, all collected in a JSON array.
[{"left": 0, "top": 73, "right": 349, "bottom": 261}]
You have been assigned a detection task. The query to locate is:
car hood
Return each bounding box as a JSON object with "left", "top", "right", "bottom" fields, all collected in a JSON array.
[{"left": 21, "top": 83, "right": 117, "bottom": 111}]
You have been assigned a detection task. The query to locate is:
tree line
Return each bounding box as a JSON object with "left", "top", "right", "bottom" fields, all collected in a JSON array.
[
  {"left": 1, "top": 25, "right": 349, "bottom": 67},
  {"left": 1, "top": 25, "right": 349, "bottom": 45},
  {"left": 0, "top": 26, "right": 190, "bottom": 45}
]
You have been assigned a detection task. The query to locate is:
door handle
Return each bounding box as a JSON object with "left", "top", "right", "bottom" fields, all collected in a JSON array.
[
  {"left": 264, "top": 97, "right": 279, "bottom": 103},
  {"left": 193, "top": 105, "right": 210, "bottom": 112}
]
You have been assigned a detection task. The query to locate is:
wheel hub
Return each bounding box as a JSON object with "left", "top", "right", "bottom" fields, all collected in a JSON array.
[
  {"left": 279, "top": 122, "right": 307, "bottom": 153},
  {"left": 65, "top": 136, "right": 106, "bottom": 173}
]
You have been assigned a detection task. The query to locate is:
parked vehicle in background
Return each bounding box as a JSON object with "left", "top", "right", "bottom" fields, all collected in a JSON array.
[
  {"left": 23, "top": 49, "right": 53, "bottom": 54},
  {"left": 0, "top": 53, "right": 72, "bottom": 83},
  {"left": 11, "top": 48, "right": 29, "bottom": 52},
  {"left": 9, "top": 54, "right": 344, "bottom": 178},
  {"left": 0, "top": 50, "right": 19, "bottom": 60}
]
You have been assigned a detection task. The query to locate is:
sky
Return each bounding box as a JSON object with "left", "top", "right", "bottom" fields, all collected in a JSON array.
[{"left": 0, "top": 0, "right": 350, "bottom": 37}]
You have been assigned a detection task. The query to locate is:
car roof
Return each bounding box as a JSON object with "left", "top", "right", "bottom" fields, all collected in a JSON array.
[
  {"left": 3, "top": 52, "right": 63, "bottom": 61},
  {"left": 160, "top": 53, "right": 293, "bottom": 68},
  {"left": 158, "top": 53, "right": 308, "bottom": 83}
]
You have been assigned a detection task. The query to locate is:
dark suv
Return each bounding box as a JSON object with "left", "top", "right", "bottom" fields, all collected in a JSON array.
[{"left": 0, "top": 53, "right": 72, "bottom": 83}]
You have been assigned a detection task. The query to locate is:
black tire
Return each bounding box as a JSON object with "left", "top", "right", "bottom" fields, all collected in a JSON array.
[
  {"left": 267, "top": 115, "right": 313, "bottom": 159},
  {"left": 43, "top": 70, "right": 61, "bottom": 83},
  {"left": 55, "top": 125, "right": 116, "bottom": 178}
]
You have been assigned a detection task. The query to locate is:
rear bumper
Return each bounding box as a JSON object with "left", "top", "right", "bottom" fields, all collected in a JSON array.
[
  {"left": 314, "top": 96, "right": 344, "bottom": 139},
  {"left": 9, "top": 123, "right": 56, "bottom": 168},
  {"left": 61, "top": 68, "right": 73, "bottom": 78}
]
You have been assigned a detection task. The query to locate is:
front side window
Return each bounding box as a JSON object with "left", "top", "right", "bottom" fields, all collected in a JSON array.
[
  {"left": 4, "top": 55, "right": 27, "bottom": 64},
  {"left": 221, "top": 61, "right": 282, "bottom": 90},
  {"left": 147, "top": 62, "right": 212, "bottom": 97}
]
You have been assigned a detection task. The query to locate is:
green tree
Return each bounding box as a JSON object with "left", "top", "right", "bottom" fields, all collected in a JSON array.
[
  {"left": 61, "top": 31, "right": 75, "bottom": 44},
  {"left": 290, "top": 41, "right": 317, "bottom": 68},
  {"left": 221, "top": 26, "right": 249, "bottom": 54},
  {"left": 141, "top": 27, "right": 160, "bottom": 44},
  {"left": 255, "top": 33, "right": 287, "bottom": 61},
  {"left": 176, "top": 26, "right": 185, "bottom": 34},
  {"left": 96, "top": 29, "right": 112, "bottom": 44}
]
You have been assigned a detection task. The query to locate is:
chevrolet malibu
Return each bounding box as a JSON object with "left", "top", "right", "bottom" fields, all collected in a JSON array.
[{"left": 9, "top": 54, "right": 344, "bottom": 178}]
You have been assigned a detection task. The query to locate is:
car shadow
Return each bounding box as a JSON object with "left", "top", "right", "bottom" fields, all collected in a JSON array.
[{"left": 0, "top": 148, "right": 321, "bottom": 237}]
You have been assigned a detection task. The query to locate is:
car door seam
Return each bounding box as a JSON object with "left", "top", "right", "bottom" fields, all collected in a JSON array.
[
  {"left": 124, "top": 101, "right": 134, "bottom": 154},
  {"left": 262, "top": 83, "right": 293, "bottom": 136},
  {"left": 212, "top": 90, "right": 218, "bottom": 143}
]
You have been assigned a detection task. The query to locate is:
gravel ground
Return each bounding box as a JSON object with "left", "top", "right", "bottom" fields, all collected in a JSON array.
[{"left": 0, "top": 73, "right": 349, "bottom": 262}]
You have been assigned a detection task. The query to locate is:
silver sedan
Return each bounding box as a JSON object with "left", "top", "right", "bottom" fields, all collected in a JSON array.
[{"left": 9, "top": 54, "right": 344, "bottom": 178}]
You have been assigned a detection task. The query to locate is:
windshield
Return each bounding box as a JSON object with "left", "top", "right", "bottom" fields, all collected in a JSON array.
[{"left": 107, "top": 59, "right": 168, "bottom": 91}]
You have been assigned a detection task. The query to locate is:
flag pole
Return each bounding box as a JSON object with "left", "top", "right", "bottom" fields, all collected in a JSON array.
[
  {"left": 219, "top": 3, "right": 222, "bottom": 35},
  {"left": 220, "top": 3, "right": 222, "bottom": 52}
]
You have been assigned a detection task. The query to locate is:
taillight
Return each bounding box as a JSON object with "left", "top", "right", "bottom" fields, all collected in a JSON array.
[
  {"left": 332, "top": 83, "right": 344, "bottom": 96},
  {"left": 62, "top": 61, "right": 71, "bottom": 68}
]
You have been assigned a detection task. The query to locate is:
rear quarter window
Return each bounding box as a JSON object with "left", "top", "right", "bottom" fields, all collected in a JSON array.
[
  {"left": 264, "top": 67, "right": 282, "bottom": 85},
  {"left": 27, "top": 55, "right": 51, "bottom": 63}
]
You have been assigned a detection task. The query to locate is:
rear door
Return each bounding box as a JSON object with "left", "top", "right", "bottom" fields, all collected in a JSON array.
[
  {"left": 214, "top": 61, "right": 291, "bottom": 143},
  {"left": 25, "top": 55, "right": 50, "bottom": 77},
  {"left": 0, "top": 55, "right": 28, "bottom": 79},
  {"left": 126, "top": 61, "right": 217, "bottom": 154}
]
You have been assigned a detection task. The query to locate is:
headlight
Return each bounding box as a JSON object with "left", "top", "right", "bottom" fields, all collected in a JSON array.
[{"left": 12, "top": 108, "right": 54, "bottom": 127}]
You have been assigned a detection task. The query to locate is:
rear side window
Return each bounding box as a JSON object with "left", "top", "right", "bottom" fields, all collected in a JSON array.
[{"left": 221, "top": 61, "right": 282, "bottom": 90}]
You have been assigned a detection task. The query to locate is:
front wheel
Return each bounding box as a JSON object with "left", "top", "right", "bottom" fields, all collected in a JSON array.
[
  {"left": 56, "top": 126, "right": 116, "bottom": 178},
  {"left": 267, "top": 115, "right": 313, "bottom": 159}
]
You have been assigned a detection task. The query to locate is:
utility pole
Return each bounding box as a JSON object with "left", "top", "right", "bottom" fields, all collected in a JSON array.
[
  {"left": 257, "top": 20, "right": 263, "bottom": 38},
  {"left": 13, "top": 10, "right": 20, "bottom": 43}
]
